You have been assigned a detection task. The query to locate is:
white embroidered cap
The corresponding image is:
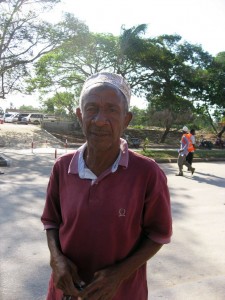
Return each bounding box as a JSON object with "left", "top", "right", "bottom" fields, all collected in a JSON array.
[
  {"left": 182, "top": 126, "right": 189, "bottom": 132},
  {"left": 79, "top": 72, "right": 131, "bottom": 107}
]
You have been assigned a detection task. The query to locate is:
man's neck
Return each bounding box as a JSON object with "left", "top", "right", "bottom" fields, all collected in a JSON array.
[{"left": 84, "top": 146, "right": 120, "bottom": 177}]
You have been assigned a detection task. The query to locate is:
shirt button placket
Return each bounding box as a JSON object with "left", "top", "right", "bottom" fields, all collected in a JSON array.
[{"left": 89, "top": 181, "right": 100, "bottom": 205}]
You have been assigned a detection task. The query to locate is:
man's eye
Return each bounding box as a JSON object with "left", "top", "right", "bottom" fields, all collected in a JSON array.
[
  {"left": 86, "top": 106, "right": 96, "bottom": 112},
  {"left": 108, "top": 107, "right": 118, "bottom": 113}
]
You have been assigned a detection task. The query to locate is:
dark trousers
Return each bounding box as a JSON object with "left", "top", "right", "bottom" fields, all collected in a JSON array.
[{"left": 186, "top": 152, "right": 194, "bottom": 166}]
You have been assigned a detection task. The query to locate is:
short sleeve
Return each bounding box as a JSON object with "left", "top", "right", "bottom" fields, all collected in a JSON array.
[
  {"left": 41, "top": 161, "right": 62, "bottom": 230},
  {"left": 142, "top": 166, "right": 172, "bottom": 244}
]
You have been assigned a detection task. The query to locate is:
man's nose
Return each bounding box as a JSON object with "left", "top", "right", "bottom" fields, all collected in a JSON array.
[{"left": 92, "top": 110, "right": 108, "bottom": 126}]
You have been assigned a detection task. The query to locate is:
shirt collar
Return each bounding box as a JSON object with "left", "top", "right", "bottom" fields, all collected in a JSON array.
[{"left": 68, "top": 138, "right": 129, "bottom": 176}]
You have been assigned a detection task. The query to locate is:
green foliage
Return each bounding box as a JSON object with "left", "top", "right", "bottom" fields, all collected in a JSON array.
[
  {"left": 142, "top": 137, "right": 149, "bottom": 152},
  {"left": 140, "top": 149, "right": 225, "bottom": 160},
  {"left": 19, "top": 105, "right": 40, "bottom": 111},
  {"left": 26, "top": 13, "right": 90, "bottom": 96},
  {"left": 190, "top": 51, "right": 225, "bottom": 113},
  {"left": 27, "top": 31, "right": 120, "bottom": 97},
  {"left": 41, "top": 91, "right": 78, "bottom": 119},
  {"left": 0, "top": 0, "right": 61, "bottom": 98},
  {"left": 1, "top": 14, "right": 222, "bottom": 137},
  {"left": 131, "top": 125, "right": 145, "bottom": 129},
  {"left": 129, "top": 106, "right": 149, "bottom": 127},
  {"left": 27, "top": 23, "right": 151, "bottom": 100},
  {"left": 119, "top": 25, "right": 225, "bottom": 137}
]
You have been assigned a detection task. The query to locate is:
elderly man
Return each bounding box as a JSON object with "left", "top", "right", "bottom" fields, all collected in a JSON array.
[{"left": 41, "top": 72, "right": 172, "bottom": 300}]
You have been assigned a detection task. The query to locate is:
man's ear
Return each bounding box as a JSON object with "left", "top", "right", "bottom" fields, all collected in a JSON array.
[
  {"left": 124, "top": 112, "right": 133, "bottom": 129},
  {"left": 76, "top": 107, "right": 83, "bottom": 126}
]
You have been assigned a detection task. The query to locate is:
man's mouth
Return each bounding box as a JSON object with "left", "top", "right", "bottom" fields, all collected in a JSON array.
[{"left": 90, "top": 131, "right": 109, "bottom": 137}]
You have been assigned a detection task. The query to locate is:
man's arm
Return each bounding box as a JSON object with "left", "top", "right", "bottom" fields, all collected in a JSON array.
[
  {"left": 179, "top": 136, "right": 188, "bottom": 153},
  {"left": 191, "top": 135, "right": 196, "bottom": 149},
  {"left": 78, "top": 237, "right": 162, "bottom": 300},
  {"left": 46, "top": 229, "right": 84, "bottom": 297}
]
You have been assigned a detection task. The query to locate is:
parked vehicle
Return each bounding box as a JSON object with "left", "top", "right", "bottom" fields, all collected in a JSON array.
[
  {"left": 2, "top": 113, "right": 13, "bottom": 123},
  {"left": 21, "top": 113, "right": 44, "bottom": 125},
  {"left": 17, "top": 113, "right": 29, "bottom": 123},
  {"left": 4, "top": 113, "right": 19, "bottom": 123},
  {"left": 43, "top": 114, "right": 57, "bottom": 121}
]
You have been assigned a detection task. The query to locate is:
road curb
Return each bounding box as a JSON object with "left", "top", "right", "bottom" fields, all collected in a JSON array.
[{"left": 155, "top": 157, "right": 225, "bottom": 163}]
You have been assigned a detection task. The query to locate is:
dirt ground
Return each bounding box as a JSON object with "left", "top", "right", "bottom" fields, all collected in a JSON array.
[
  {"left": 0, "top": 123, "right": 220, "bottom": 149},
  {"left": 0, "top": 123, "right": 63, "bottom": 149}
]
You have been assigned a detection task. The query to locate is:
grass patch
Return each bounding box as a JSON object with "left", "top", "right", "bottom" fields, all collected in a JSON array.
[
  {"left": 195, "top": 150, "right": 225, "bottom": 159},
  {"left": 139, "top": 149, "right": 225, "bottom": 160}
]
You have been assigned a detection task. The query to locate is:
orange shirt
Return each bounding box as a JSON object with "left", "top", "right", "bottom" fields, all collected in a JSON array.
[{"left": 184, "top": 133, "right": 195, "bottom": 152}]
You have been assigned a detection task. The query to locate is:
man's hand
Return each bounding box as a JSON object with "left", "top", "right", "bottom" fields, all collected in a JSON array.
[
  {"left": 46, "top": 229, "right": 85, "bottom": 297},
  {"left": 77, "top": 238, "right": 162, "bottom": 300},
  {"left": 78, "top": 266, "right": 121, "bottom": 300},
  {"left": 51, "top": 254, "right": 84, "bottom": 297}
]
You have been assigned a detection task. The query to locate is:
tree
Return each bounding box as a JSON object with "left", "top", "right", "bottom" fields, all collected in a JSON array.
[
  {"left": 28, "top": 22, "right": 224, "bottom": 141},
  {"left": 190, "top": 51, "right": 225, "bottom": 136},
  {"left": 0, "top": 0, "right": 82, "bottom": 99},
  {"left": 27, "top": 22, "right": 150, "bottom": 104},
  {"left": 25, "top": 13, "right": 90, "bottom": 107},
  {"left": 121, "top": 26, "right": 213, "bottom": 142},
  {"left": 118, "top": 24, "right": 155, "bottom": 96},
  {"left": 129, "top": 106, "right": 149, "bottom": 127},
  {"left": 41, "top": 91, "right": 77, "bottom": 119},
  {"left": 27, "top": 30, "right": 116, "bottom": 96},
  {"left": 209, "top": 52, "right": 225, "bottom": 137},
  {"left": 19, "top": 104, "right": 39, "bottom": 111},
  {"left": 208, "top": 52, "right": 225, "bottom": 108}
]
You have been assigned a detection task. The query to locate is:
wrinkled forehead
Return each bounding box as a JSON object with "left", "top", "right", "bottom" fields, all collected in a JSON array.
[
  {"left": 82, "top": 82, "right": 123, "bottom": 96},
  {"left": 80, "top": 83, "right": 126, "bottom": 107}
]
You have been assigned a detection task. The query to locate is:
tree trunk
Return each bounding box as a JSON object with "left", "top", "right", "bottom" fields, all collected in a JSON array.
[
  {"left": 160, "top": 126, "right": 171, "bottom": 143},
  {"left": 206, "top": 109, "right": 218, "bottom": 134},
  {"left": 218, "top": 126, "right": 225, "bottom": 138}
]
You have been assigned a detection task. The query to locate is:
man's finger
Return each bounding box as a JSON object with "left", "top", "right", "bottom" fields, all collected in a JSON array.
[{"left": 62, "top": 276, "right": 77, "bottom": 296}]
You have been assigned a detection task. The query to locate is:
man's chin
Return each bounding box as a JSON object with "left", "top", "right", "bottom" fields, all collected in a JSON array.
[
  {"left": 89, "top": 139, "right": 112, "bottom": 149},
  {"left": 87, "top": 137, "right": 119, "bottom": 151}
]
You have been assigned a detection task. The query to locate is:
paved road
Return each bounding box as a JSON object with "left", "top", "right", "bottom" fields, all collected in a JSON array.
[
  {"left": 148, "top": 162, "right": 225, "bottom": 300},
  {"left": 0, "top": 150, "right": 224, "bottom": 300}
]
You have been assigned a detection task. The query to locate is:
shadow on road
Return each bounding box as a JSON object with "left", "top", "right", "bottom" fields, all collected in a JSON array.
[
  {"left": 0, "top": 154, "right": 54, "bottom": 299},
  {"left": 193, "top": 171, "right": 225, "bottom": 188}
]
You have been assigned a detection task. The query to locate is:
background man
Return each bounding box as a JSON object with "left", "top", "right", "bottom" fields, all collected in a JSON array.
[
  {"left": 41, "top": 72, "right": 172, "bottom": 300},
  {"left": 186, "top": 129, "right": 196, "bottom": 170},
  {"left": 176, "top": 126, "right": 195, "bottom": 176}
]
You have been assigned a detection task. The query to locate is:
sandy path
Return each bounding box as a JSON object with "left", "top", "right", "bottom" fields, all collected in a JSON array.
[{"left": 0, "top": 123, "right": 63, "bottom": 149}]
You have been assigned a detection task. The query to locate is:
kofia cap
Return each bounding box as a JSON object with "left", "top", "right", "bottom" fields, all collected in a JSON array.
[
  {"left": 182, "top": 126, "right": 189, "bottom": 132},
  {"left": 80, "top": 72, "right": 131, "bottom": 107}
]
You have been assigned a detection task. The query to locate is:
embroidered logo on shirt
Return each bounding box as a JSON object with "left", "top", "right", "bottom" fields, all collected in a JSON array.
[{"left": 118, "top": 208, "right": 126, "bottom": 217}]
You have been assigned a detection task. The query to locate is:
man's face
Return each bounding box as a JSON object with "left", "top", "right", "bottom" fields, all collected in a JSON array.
[{"left": 76, "top": 83, "right": 132, "bottom": 152}]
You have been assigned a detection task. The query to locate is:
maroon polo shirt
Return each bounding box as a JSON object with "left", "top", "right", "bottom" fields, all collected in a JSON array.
[{"left": 41, "top": 141, "right": 172, "bottom": 300}]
